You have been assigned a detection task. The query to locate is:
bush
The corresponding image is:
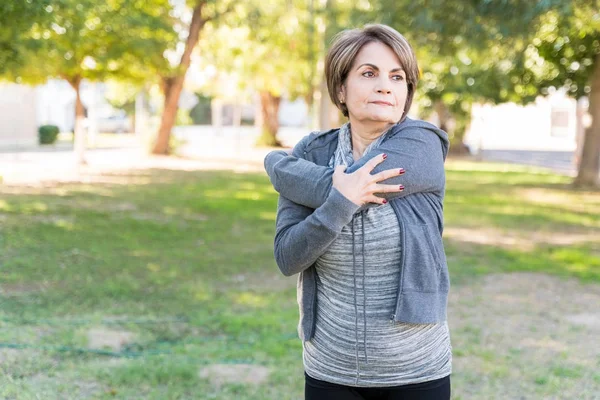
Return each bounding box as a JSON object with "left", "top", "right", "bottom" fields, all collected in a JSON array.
[
  {"left": 189, "top": 94, "right": 212, "bottom": 125},
  {"left": 38, "top": 125, "right": 60, "bottom": 145}
]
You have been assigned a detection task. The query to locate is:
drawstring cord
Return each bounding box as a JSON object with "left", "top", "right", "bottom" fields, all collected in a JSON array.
[
  {"left": 351, "top": 218, "right": 360, "bottom": 378},
  {"left": 362, "top": 212, "right": 368, "bottom": 364},
  {"left": 352, "top": 213, "right": 369, "bottom": 383}
]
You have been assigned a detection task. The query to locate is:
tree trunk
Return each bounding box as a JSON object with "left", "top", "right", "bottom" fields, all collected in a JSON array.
[
  {"left": 256, "top": 91, "right": 282, "bottom": 147},
  {"left": 574, "top": 55, "right": 600, "bottom": 188},
  {"left": 152, "top": 1, "right": 207, "bottom": 155},
  {"left": 435, "top": 99, "right": 471, "bottom": 155},
  {"left": 87, "top": 82, "right": 98, "bottom": 148},
  {"left": 67, "top": 76, "right": 87, "bottom": 165},
  {"left": 434, "top": 99, "right": 451, "bottom": 133},
  {"left": 574, "top": 98, "right": 586, "bottom": 168}
]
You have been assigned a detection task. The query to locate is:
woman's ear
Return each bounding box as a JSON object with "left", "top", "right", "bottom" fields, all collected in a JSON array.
[{"left": 339, "top": 86, "right": 346, "bottom": 103}]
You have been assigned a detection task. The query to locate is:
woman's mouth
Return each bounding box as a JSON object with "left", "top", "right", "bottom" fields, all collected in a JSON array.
[{"left": 371, "top": 101, "right": 393, "bottom": 106}]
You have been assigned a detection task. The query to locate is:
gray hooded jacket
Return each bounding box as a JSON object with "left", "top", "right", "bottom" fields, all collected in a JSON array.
[{"left": 264, "top": 117, "right": 450, "bottom": 342}]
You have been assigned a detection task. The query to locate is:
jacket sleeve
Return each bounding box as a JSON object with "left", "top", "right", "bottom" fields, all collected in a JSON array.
[
  {"left": 264, "top": 128, "right": 447, "bottom": 210},
  {"left": 264, "top": 134, "right": 332, "bottom": 210},
  {"left": 273, "top": 188, "right": 360, "bottom": 276}
]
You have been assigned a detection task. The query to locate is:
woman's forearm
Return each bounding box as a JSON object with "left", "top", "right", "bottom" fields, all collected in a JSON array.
[{"left": 265, "top": 150, "right": 332, "bottom": 209}]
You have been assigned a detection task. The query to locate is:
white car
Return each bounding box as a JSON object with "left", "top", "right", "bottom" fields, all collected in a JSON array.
[{"left": 95, "top": 114, "right": 132, "bottom": 133}]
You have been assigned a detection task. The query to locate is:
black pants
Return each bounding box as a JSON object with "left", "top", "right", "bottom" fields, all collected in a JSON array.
[{"left": 305, "top": 372, "right": 451, "bottom": 400}]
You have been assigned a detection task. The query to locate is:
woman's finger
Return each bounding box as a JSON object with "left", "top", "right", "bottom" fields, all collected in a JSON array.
[
  {"left": 373, "top": 183, "right": 405, "bottom": 193},
  {"left": 361, "top": 153, "right": 388, "bottom": 173},
  {"left": 371, "top": 167, "right": 405, "bottom": 183},
  {"left": 366, "top": 195, "right": 388, "bottom": 204}
]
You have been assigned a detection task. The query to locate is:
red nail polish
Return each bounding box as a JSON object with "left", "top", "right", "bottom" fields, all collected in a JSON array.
[
  {"left": 399, "top": 185, "right": 404, "bottom": 190},
  {"left": 382, "top": 153, "right": 388, "bottom": 159},
  {"left": 398, "top": 168, "right": 405, "bottom": 175},
  {"left": 382, "top": 199, "right": 388, "bottom": 204}
]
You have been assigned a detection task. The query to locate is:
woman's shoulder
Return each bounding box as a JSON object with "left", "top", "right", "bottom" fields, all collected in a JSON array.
[
  {"left": 386, "top": 117, "right": 450, "bottom": 158},
  {"left": 396, "top": 117, "right": 446, "bottom": 134},
  {"left": 391, "top": 117, "right": 448, "bottom": 142}
]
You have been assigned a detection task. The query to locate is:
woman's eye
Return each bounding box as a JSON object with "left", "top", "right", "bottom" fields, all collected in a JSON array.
[
  {"left": 362, "top": 71, "right": 375, "bottom": 77},
  {"left": 392, "top": 75, "right": 405, "bottom": 81}
]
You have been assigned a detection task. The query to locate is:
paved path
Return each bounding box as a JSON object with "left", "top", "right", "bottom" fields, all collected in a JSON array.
[
  {"left": 0, "top": 125, "right": 581, "bottom": 186},
  {"left": 0, "top": 126, "right": 305, "bottom": 186},
  {"left": 478, "top": 150, "right": 577, "bottom": 176}
]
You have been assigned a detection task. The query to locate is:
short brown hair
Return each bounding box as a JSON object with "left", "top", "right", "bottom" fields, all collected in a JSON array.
[{"left": 325, "top": 24, "right": 419, "bottom": 121}]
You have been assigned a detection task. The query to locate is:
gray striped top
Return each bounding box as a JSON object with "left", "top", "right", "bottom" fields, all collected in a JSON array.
[{"left": 302, "top": 124, "right": 452, "bottom": 387}]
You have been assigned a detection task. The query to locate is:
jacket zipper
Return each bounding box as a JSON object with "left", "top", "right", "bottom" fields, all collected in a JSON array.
[
  {"left": 310, "top": 269, "right": 318, "bottom": 338},
  {"left": 390, "top": 201, "right": 406, "bottom": 323}
]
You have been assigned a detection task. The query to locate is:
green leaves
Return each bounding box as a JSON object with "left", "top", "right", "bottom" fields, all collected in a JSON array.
[
  {"left": 2, "top": 0, "right": 178, "bottom": 85},
  {"left": 530, "top": 3, "right": 600, "bottom": 99},
  {"left": 196, "top": 0, "right": 316, "bottom": 100},
  {"left": 0, "top": 0, "right": 51, "bottom": 76}
]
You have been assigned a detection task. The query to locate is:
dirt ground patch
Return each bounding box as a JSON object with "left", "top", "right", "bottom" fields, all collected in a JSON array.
[
  {"left": 449, "top": 272, "right": 600, "bottom": 399},
  {"left": 199, "top": 364, "right": 271, "bottom": 388},
  {"left": 0, "top": 282, "right": 52, "bottom": 297},
  {"left": 0, "top": 348, "right": 21, "bottom": 364},
  {"left": 87, "top": 328, "right": 136, "bottom": 352}
]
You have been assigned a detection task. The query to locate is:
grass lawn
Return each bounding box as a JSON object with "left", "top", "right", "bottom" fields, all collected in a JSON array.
[{"left": 0, "top": 159, "right": 599, "bottom": 399}]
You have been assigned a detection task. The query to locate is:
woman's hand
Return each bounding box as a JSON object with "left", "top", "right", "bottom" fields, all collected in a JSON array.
[{"left": 332, "top": 153, "right": 405, "bottom": 206}]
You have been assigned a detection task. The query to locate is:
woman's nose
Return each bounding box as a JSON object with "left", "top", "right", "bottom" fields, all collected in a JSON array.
[{"left": 375, "top": 78, "right": 392, "bottom": 94}]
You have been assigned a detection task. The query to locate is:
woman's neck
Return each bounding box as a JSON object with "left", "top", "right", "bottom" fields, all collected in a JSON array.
[{"left": 349, "top": 120, "right": 393, "bottom": 160}]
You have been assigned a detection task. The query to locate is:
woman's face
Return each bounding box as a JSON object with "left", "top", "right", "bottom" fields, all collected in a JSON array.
[{"left": 341, "top": 41, "right": 408, "bottom": 127}]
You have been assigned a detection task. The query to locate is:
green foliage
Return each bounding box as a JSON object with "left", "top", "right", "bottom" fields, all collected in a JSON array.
[
  {"left": 527, "top": 3, "right": 600, "bottom": 99},
  {"left": 38, "top": 124, "right": 59, "bottom": 144},
  {"left": 0, "top": 0, "right": 51, "bottom": 76},
  {"left": 2, "top": 0, "right": 177, "bottom": 86},
  {"left": 197, "top": 0, "right": 316, "bottom": 101},
  {"left": 104, "top": 80, "right": 140, "bottom": 115},
  {"left": 176, "top": 108, "right": 193, "bottom": 126}
]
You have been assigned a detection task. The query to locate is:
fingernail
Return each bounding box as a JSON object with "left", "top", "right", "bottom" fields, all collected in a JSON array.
[
  {"left": 382, "top": 199, "right": 388, "bottom": 204},
  {"left": 399, "top": 185, "right": 404, "bottom": 190},
  {"left": 382, "top": 153, "right": 387, "bottom": 159},
  {"left": 398, "top": 168, "right": 405, "bottom": 175}
]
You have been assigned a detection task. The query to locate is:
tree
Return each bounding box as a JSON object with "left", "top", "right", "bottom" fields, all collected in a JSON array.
[
  {"left": 527, "top": 2, "right": 600, "bottom": 187},
  {"left": 151, "top": 0, "right": 207, "bottom": 154},
  {"left": 196, "top": 1, "right": 316, "bottom": 146},
  {"left": 3, "top": 0, "right": 176, "bottom": 162},
  {"left": 150, "top": 0, "right": 239, "bottom": 154}
]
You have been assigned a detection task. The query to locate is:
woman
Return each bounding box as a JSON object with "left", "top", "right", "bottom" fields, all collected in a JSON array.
[{"left": 264, "top": 24, "right": 452, "bottom": 400}]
